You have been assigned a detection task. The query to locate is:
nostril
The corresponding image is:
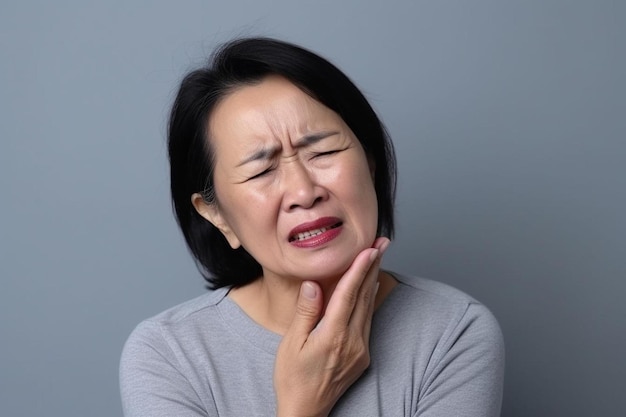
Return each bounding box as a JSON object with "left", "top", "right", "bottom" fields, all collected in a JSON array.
[{"left": 288, "top": 193, "right": 324, "bottom": 211}]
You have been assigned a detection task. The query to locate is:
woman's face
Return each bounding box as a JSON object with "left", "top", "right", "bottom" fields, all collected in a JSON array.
[{"left": 196, "top": 76, "right": 378, "bottom": 283}]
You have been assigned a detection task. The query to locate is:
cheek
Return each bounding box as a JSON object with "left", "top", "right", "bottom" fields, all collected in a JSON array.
[
  {"left": 338, "top": 163, "right": 379, "bottom": 235},
  {"left": 362, "top": 183, "right": 379, "bottom": 238},
  {"left": 218, "top": 188, "right": 280, "bottom": 240},
  {"left": 356, "top": 162, "right": 379, "bottom": 230}
]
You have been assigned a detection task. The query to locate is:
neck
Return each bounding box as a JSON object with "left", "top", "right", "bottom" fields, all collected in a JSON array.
[
  {"left": 228, "top": 270, "right": 396, "bottom": 336},
  {"left": 230, "top": 274, "right": 337, "bottom": 335}
]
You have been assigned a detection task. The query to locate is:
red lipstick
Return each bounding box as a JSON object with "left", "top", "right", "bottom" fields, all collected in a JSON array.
[{"left": 288, "top": 216, "right": 343, "bottom": 248}]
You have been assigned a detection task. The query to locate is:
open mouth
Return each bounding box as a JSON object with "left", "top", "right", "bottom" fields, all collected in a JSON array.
[{"left": 288, "top": 222, "right": 343, "bottom": 242}]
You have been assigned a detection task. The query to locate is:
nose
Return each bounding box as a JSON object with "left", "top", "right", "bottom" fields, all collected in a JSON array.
[{"left": 281, "top": 159, "right": 327, "bottom": 211}]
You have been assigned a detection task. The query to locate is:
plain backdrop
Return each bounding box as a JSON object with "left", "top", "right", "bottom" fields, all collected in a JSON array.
[{"left": 1, "top": 1, "right": 624, "bottom": 416}]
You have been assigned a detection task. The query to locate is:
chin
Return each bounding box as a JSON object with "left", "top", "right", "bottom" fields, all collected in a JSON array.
[
  {"left": 304, "top": 268, "right": 346, "bottom": 283},
  {"left": 297, "top": 251, "right": 361, "bottom": 283}
]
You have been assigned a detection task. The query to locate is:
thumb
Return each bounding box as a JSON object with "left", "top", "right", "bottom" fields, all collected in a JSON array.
[{"left": 289, "top": 281, "right": 323, "bottom": 339}]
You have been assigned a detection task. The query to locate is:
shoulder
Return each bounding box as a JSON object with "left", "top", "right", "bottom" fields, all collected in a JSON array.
[
  {"left": 146, "top": 287, "right": 230, "bottom": 326},
  {"left": 119, "top": 289, "right": 230, "bottom": 405},
  {"left": 390, "top": 272, "right": 478, "bottom": 304},
  {"left": 121, "top": 287, "right": 230, "bottom": 363},
  {"left": 373, "top": 273, "right": 505, "bottom": 414},
  {"left": 119, "top": 289, "right": 230, "bottom": 416},
  {"left": 380, "top": 272, "right": 504, "bottom": 357},
  {"left": 388, "top": 272, "right": 499, "bottom": 320}
]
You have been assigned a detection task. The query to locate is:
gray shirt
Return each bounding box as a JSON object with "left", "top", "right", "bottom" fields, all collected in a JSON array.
[{"left": 120, "top": 273, "right": 504, "bottom": 416}]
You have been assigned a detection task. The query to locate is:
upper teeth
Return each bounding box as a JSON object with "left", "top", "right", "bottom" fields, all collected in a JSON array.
[{"left": 294, "top": 227, "right": 329, "bottom": 241}]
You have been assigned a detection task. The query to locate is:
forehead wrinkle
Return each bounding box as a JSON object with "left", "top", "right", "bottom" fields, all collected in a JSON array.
[
  {"left": 263, "top": 96, "right": 311, "bottom": 155},
  {"left": 224, "top": 105, "right": 282, "bottom": 167},
  {"left": 214, "top": 77, "right": 335, "bottom": 167}
]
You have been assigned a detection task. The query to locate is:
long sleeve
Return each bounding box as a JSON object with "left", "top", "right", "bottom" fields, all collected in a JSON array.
[
  {"left": 414, "top": 303, "right": 505, "bottom": 417},
  {"left": 119, "top": 320, "right": 215, "bottom": 417},
  {"left": 119, "top": 276, "right": 504, "bottom": 417}
]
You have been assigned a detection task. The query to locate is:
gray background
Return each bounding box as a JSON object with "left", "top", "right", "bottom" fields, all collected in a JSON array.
[{"left": 1, "top": 1, "right": 624, "bottom": 416}]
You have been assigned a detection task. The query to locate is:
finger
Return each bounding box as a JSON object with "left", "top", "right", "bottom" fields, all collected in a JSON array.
[
  {"left": 287, "top": 281, "right": 324, "bottom": 343},
  {"left": 322, "top": 247, "right": 379, "bottom": 330},
  {"left": 352, "top": 238, "right": 391, "bottom": 334},
  {"left": 362, "top": 281, "right": 380, "bottom": 343},
  {"left": 349, "top": 250, "right": 382, "bottom": 333},
  {"left": 371, "top": 236, "right": 389, "bottom": 251}
]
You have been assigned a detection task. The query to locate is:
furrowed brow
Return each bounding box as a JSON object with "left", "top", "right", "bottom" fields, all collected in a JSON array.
[
  {"left": 237, "top": 146, "right": 280, "bottom": 167},
  {"left": 294, "top": 131, "right": 339, "bottom": 148},
  {"left": 236, "top": 131, "right": 339, "bottom": 166}
]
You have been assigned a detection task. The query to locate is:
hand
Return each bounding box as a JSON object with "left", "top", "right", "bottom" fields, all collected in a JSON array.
[{"left": 273, "top": 237, "right": 391, "bottom": 417}]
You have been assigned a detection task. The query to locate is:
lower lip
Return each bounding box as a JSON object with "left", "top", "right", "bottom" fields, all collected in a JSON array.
[{"left": 289, "top": 225, "right": 343, "bottom": 248}]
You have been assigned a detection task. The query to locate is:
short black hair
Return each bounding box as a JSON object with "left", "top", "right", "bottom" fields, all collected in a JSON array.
[{"left": 168, "top": 37, "right": 396, "bottom": 289}]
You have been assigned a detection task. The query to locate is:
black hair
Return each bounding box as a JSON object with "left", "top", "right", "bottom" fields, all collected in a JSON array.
[{"left": 168, "top": 37, "right": 396, "bottom": 289}]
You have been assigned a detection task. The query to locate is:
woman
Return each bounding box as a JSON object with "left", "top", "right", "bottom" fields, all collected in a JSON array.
[{"left": 120, "top": 38, "right": 504, "bottom": 416}]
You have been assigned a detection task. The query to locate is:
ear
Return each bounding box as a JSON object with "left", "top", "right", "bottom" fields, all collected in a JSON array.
[{"left": 191, "top": 193, "right": 241, "bottom": 249}]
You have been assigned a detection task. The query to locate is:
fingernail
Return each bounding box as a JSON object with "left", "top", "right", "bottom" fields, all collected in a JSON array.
[
  {"left": 302, "top": 282, "right": 317, "bottom": 299},
  {"left": 369, "top": 248, "right": 379, "bottom": 263},
  {"left": 379, "top": 238, "right": 391, "bottom": 255},
  {"left": 374, "top": 282, "right": 380, "bottom": 296}
]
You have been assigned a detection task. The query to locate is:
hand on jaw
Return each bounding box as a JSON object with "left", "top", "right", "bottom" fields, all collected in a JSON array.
[{"left": 273, "top": 237, "right": 391, "bottom": 417}]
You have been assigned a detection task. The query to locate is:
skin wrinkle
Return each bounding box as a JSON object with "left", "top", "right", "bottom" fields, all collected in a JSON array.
[
  {"left": 193, "top": 75, "right": 381, "bottom": 334},
  {"left": 239, "top": 132, "right": 344, "bottom": 184}
]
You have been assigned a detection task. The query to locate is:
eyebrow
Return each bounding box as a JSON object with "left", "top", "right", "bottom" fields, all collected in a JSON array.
[{"left": 236, "top": 131, "right": 339, "bottom": 166}]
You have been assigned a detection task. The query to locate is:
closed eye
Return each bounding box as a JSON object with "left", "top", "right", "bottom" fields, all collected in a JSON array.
[
  {"left": 312, "top": 149, "right": 342, "bottom": 159},
  {"left": 247, "top": 167, "right": 273, "bottom": 181}
]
